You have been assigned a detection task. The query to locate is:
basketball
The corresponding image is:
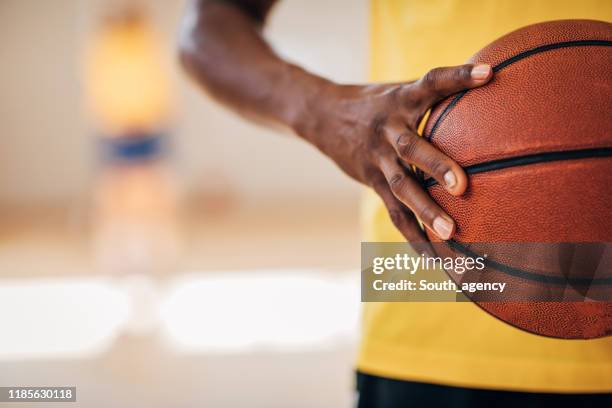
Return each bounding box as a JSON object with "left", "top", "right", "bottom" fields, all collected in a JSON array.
[{"left": 423, "top": 20, "right": 612, "bottom": 339}]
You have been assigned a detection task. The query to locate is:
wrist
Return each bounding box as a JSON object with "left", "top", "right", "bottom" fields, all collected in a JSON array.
[{"left": 280, "top": 64, "right": 334, "bottom": 144}]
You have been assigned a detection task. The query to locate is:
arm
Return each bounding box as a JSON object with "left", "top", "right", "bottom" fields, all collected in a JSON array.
[
  {"left": 178, "top": 0, "right": 320, "bottom": 128},
  {"left": 178, "top": 0, "right": 493, "bottom": 241}
]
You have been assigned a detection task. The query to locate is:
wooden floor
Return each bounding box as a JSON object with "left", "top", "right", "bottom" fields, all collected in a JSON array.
[
  {"left": 0, "top": 200, "right": 361, "bottom": 279},
  {"left": 0, "top": 200, "right": 361, "bottom": 408}
]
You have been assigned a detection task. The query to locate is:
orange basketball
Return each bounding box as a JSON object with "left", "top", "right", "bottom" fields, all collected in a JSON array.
[{"left": 423, "top": 20, "right": 612, "bottom": 339}]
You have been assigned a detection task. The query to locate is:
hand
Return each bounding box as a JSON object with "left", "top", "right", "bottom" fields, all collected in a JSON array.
[{"left": 296, "top": 64, "right": 493, "bottom": 241}]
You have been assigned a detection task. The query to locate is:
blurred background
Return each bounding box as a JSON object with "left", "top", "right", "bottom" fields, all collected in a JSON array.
[{"left": 0, "top": 0, "right": 367, "bottom": 406}]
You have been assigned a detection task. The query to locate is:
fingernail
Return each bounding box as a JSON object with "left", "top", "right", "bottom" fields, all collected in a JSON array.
[
  {"left": 433, "top": 217, "right": 454, "bottom": 240},
  {"left": 444, "top": 170, "right": 456, "bottom": 189},
  {"left": 471, "top": 64, "right": 491, "bottom": 80}
]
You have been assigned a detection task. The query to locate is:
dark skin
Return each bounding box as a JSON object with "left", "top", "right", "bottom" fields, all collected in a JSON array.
[{"left": 178, "top": 0, "right": 493, "bottom": 242}]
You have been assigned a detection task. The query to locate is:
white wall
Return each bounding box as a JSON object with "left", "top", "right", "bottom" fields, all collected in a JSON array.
[
  {"left": 0, "top": 0, "right": 368, "bottom": 206},
  {"left": 0, "top": 0, "right": 89, "bottom": 204}
]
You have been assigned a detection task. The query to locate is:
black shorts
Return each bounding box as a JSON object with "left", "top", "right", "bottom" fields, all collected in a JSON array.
[{"left": 356, "top": 372, "right": 612, "bottom": 408}]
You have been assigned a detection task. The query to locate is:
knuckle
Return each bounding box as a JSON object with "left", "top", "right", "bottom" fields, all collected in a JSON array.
[
  {"left": 388, "top": 173, "right": 405, "bottom": 190},
  {"left": 425, "top": 157, "right": 449, "bottom": 177},
  {"left": 396, "top": 133, "right": 419, "bottom": 159},
  {"left": 400, "top": 86, "right": 425, "bottom": 110},
  {"left": 454, "top": 65, "right": 471, "bottom": 82},
  {"left": 422, "top": 68, "right": 442, "bottom": 88}
]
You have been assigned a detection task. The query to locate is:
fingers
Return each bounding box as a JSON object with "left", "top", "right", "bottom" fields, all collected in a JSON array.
[
  {"left": 371, "top": 177, "right": 430, "bottom": 245},
  {"left": 384, "top": 124, "right": 467, "bottom": 196},
  {"left": 406, "top": 63, "right": 492, "bottom": 108},
  {"left": 377, "top": 158, "right": 456, "bottom": 241}
]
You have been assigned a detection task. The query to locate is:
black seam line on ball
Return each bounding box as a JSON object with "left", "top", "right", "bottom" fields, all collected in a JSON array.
[
  {"left": 426, "top": 39, "right": 612, "bottom": 141},
  {"left": 422, "top": 147, "right": 612, "bottom": 188},
  {"left": 447, "top": 239, "right": 612, "bottom": 286}
]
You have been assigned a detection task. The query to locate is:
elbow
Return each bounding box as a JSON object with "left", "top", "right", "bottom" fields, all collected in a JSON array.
[
  {"left": 177, "top": 4, "right": 201, "bottom": 76},
  {"left": 177, "top": 39, "right": 197, "bottom": 78},
  {"left": 177, "top": 1, "right": 224, "bottom": 88},
  {"left": 177, "top": 0, "right": 219, "bottom": 81}
]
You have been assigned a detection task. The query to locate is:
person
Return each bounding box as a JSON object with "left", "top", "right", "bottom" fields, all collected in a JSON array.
[{"left": 178, "top": 0, "right": 612, "bottom": 406}]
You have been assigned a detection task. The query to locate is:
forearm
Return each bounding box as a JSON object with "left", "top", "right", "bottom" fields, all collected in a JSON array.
[{"left": 178, "top": 0, "right": 331, "bottom": 135}]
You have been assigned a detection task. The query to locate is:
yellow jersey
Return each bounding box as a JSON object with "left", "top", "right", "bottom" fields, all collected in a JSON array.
[{"left": 361, "top": 0, "right": 612, "bottom": 392}]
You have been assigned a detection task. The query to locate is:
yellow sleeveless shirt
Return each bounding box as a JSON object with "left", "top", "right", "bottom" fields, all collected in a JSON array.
[{"left": 362, "top": 0, "right": 612, "bottom": 392}]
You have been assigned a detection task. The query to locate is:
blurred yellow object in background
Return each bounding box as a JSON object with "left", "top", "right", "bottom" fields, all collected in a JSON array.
[{"left": 83, "top": 10, "right": 172, "bottom": 135}]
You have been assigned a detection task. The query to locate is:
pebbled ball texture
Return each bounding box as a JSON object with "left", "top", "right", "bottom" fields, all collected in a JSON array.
[{"left": 423, "top": 20, "right": 612, "bottom": 339}]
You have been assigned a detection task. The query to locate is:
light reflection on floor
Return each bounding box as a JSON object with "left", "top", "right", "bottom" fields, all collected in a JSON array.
[{"left": 0, "top": 270, "right": 359, "bottom": 359}]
